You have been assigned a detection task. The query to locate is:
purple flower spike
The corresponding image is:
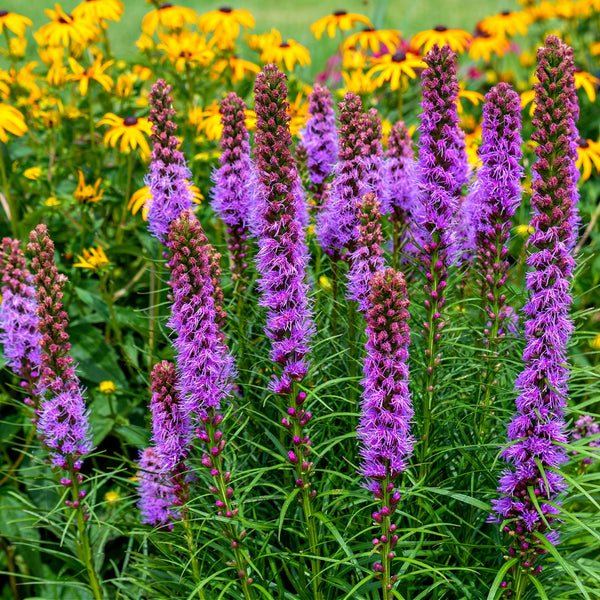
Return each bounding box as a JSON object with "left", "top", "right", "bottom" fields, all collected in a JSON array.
[
  {"left": 358, "top": 268, "right": 413, "bottom": 587},
  {"left": 357, "top": 108, "right": 384, "bottom": 197},
  {"left": 302, "top": 83, "right": 338, "bottom": 205},
  {"left": 317, "top": 92, "right": 363, "bottom": 259},
  {"left": 137, "top": 447, "right": 179, "bottom": 528},
  {"left": 253, "top": 64, "right": 314, "bottom": 395},
  {"left": 471, "top": 83, "right": 523, "bottom": 338},
  {"left": 150, "top": 360, "right": 191, "bottom": 473},
  {"left": 573, "top": 415, "right": 600, "bottom": 466},
  {"left": 166, "top": 210, "right": 235, "bottom": 420},
  {"left": 146, "top": 79, "right": 194, "bottom": 243},
  {"left": 211, "top": 92, "right": 255, "bottom": 285},
  {"left": 346, "top": 193, "right": 386, "bottom": 314},
  {"left": 492, "top": 36, "right": 580, "bottom": 580},
  {"left": 27, "top": 225, "right": 92, "bottom": 470},
  {"left": 0, "top": 238, "right": 41, "bottom": 384}
]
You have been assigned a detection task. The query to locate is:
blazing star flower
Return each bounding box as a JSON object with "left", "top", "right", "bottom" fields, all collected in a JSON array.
[
  {"left": 145, "top": 79, "right": 194, "bottom": 243},
  {"left": 27, "top": 224, "right": 92, "bottom": 470},
  {"left": 302, "top": 83, "right": 338, "bottom": 204},
  {"left": 210, "top": 93, "right": 255, "bottom": 284},
  {"left": 0, "top": 238, "right": 41, "bottom": 383},
  {"left": 346, "top": 193, "right": 386, "bottom": 313},
  {"left": 253, "top": 64, "right": 314, "bottom": 395},
  {"left": 358, "top": 268, "right": 413, "bottom": 587},
  {"left": 311, "top": 11, "right": 372, "bottom": 39},
  {"left": 492, "top": 37, "right": 580, "bottom": 588},
  {"left": 136, "top": 447, "right": 179, "bottom": 527},
  {"left": 572, "top": 415, "right": 600, "bottom": 466},
  {"left": 98, "top": 113, "right": 153, "bottom": 156}
]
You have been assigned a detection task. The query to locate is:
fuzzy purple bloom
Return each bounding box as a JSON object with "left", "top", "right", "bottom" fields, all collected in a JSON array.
[
  {"left": 253, "top": 64, "right": 314, "bottom": 394},
  {"left": 0, "top": 238, "right": 41, "bottom": 381},
  {"left": 346, "top": 193, "right": 386, "bottom": 313},
  {"left": 166, "top": 210, "right": 235, "bottom": 419},
  {"left": 150, "top": 360, "right": 191, "bottom": 473},
  {"left": 357, "top": 108, "right": 384, "bottom": 197},
  {"left": 27, "top": 225, "right": 92, "bottom": 470},
  {"left": 146, "top": 79, "right": 194, "bottom": 243},
  {"left": 302, "top": 83, "right": 338, "bottom": 203},
  {"left": 492, "top": 37, "right": 579, "bottom": 559},
  {"left": 211, "top": 93, "right": 255, "bottom": 283},
  {"left": 137, "top": 447, "right": 179, "bottom": 527},
  {"left": 572, "top": 415, "right": 600, "bottom": 465}
]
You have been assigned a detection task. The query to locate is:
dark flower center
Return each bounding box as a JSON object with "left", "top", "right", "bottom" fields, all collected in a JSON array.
[
  {"left": 219, "top": 6, "right": 232, "bottom": 12},
  {"left": 434, "top": 25, "right": 447, "bottom": 32},
  {"left": 574, "top": 65, "right": 583, "bottom": 72},
  {"left": 333, "top": 10, "right": 347, "bottom": 16},
  {"left": 578, "top": 138, "right": 589, "bottom": 148},
  {"left": 159, "top": 3, "right": 173, "bottom": 10},
  {"left": 501, "top": 10, "right": 511, "bottom": 16},
  {"left": 0, "top": 10, "right": 9, "bottom": 17},
  {"left": 392, "top": 50, "right": 407, "bottom": 62},
  {"left": 124, "top": 116, "right": 138, "bottom": 126},
  {"left": 473, "top": 25, "right": 491, "bottom": 39},
  {"left": 363, "top": 26, "right": 375, "bottom": 32},
  {"left": 58, "top": 15, "right": 71, "bottom": 24},
  {"left": 280, "top": 42, "right": 290, "bottom": 48}
]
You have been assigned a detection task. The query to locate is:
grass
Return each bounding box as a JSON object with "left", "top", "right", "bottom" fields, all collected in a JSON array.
[{"left": 4, "top": 0, "right": 517, "bottom": 77}]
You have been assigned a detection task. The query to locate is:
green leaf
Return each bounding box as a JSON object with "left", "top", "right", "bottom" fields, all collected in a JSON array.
[{"left": 486, "top": 558, "right": 517, "bottom": 600}]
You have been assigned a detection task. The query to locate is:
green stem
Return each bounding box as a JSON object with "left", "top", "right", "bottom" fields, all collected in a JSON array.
[
  {"left": 0, "top": 146, "right": 17, "bottom": 237},
  {"left": 88, "top": 90, "right": 97, "bottom": 174},
  {"left": 331, "top": 258, "right": 339, "bottom": 337},
  {"left": 115, "top": 152, "right": 134, "bottom": 246},
  {"left": 512, "top": 565, "right": 528, "bottom": 600},
  {"left": 147, "top": 260, "right": 160, "bottom": 374},
  {"left": 182, "top": 518, "right": 207, "bottom": 600},
  {"left": 347, "top": 299, "right": 358, "bottom": 411},
  {"left": 70, "top": 474, "right": 104, "bottom": 600}
]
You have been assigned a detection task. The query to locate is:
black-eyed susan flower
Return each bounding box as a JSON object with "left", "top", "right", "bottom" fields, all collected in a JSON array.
[
  {"left": 74, "top": 169, "right": 103, "bottom": 203},
  {"left": 479, "top": 10, "right": 531, "bottom": 38},
  {"left": 468, "top": 25, "right": 510, "bottom": 61},
  {"left": 410, "top": 25, "right": 471, "bottom": 54},
  {"left": 263, "top": 39, "right": 311, "bottom": 71},
  {"left": 310, "top": 10, "right": 372, "bottom": 39},
  {"left": 515, "top": 223, "right": 534, "bottom": 237},
  {"left": 576, "top": 138, "right": 600, "bottom": 181},
  {"left": 129, "top": 182, "right": 202, "bottom": 219},
  {"left": 211, "top": 55, "right": 260, "bottom": 83},
  {"left": 98, "top": 113, "right": 153, "bottom": 156},
  {"left": 367, "top": 49, "right": 426, "bottom": 90},
  {"left": 115, "top": 72, "right": 134, "bottom": 98},
  {"left": 74, "top": 246, "right": 109, "bottom": 270},
  {"left": 198, "top": 7, "right": 255, "bottom": 49},
  {"left": 24, "top": 166, "right": 42, "bottom": 180},
  {"left": 0, "top": 103, "right": 27, "bottom": 142},
  {"left": 248, "top": 28, "right": 281, "bottom": 60},
  {"left": 133, "top": 64, "right": 152, "bottom": 81},
  {"left": 342, "top": 69, "right": 376, "bottom": 94},
  {"left": 8, "top": 62, "right": 41, "bottom": 104},
  {"left": 157, "top": 31, "right": 214, "bottom": 72},
  {"left": 574, "top": 67, "right": 600, "bottom": 103},
  {"left": 67, "top": 54, "right": 114, "bottom": 95},
  {"left": 520, "top": 89, "right": 536, "bottom": 116},
  {"left": 47, "top": 62, "right": 68, "bottom": 87},
  {"left": 456, "top": 84, "right": 485, "bottom": 114},
  {"left": 192, "top": 100, "right": 222, "bottom": 140},
  {"left": 141, "top": 4, "right": 198, "bottom": 36},
  {"left": 0, "top": 10, "right": 32, "bottom": 37},
  {"left": 99, "top": 380, "right": 116, "bottom": 394},
  {"left": 0, "top": 69, "right": 10, "bottom": 97},
  {"left": 36, "top": 4, "right": 97, "bottom": 47},
  {"left": 342, "top": 47, "right": 367, "bottom": 70},
  {"left": 287, "top": 92, "right": 309, "bottom": 135},
  {"left": 72, "top": 0, "right": 124, "bottom": 24},
  {"left": 4, "top": 36, "right": 27, "bottom": 60},
  {"left": 344, "top": 27, "right": 401, "bottom": 54},
  {"left": 37, "top": 43, "right": 64, "bottom": 66}
]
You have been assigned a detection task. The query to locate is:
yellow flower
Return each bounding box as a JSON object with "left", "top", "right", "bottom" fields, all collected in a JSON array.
[
  {"left": 463, "top": 122, "right": 482, "bottom": 168},
  {"left": 319, "top": 275, "right": 332, "bottom": 291},
  {"left": 129, "top": 182, "right": 202, "bottom": 220},
  {"left": 157, "top": 31, "right": 214, "bottom": 72},
  {"left": 36, "top": 4, "right": 97, "bottom": 47},
  {"left": 74, "top": 169, "right": 103, "bottom": 204},
  {"left": 574, "top": 68, "right": 599, "bottom": 103},
  {"left": 45, "top": 196, "right": 60, "bottom": 207},
  {"left": 287, "top": 92, "right": 309, "bottom": 135},
  {"left": 263, "top": 39, "right": 311, "bottom": 72},
  {"left": 344, "top": 27, "right": 401, "bottom": 54},
  {"left": 0, "top": 103, "right": 27, "bottom": 142},
  {"left": 141, "top": 4, "right": 198, "bottom": 36},
  {"left": 47, "top": 62, "right": 68, "bottom": 87},
  {"left": 7, "top": 62, "right": 41, "bottom": 104},
  {"left": 468, "top": 26, "right": 510, "bottom": 61},
  {"left": 515, "top": 224, "right": 534, "bottom": 237},
  {"left": 342, "top": 48, "right": 367, "bottom": 70},
  {"left": 68, "top": 54, "right": 114, "bottom": 96},
  {"left": 411, "top": 26, "right": 472, "bottom": 54},
  {"left": 0, "top": 10, "right": 33, "bottom": 37},
  {"left": 136, "top": 32, "right": 154, "bottom": 53},
  {"left": 248, "top": 29, "right": 281, "bottom": 60},
  {"left": 367, "top": 50, "right": 426, "bottom": 90},
  {"left": 576, "top": 138, "right": 600, "bottom": 181},
  {"left": 24, "top": 167, "right": 42, "bottom": 180},
  {"left": 591, "top": 42, "right": 600, "bottom": 57},
  {"left": 99, "top": 380, "right": 116, "bottom": 394},
  {"left": 115, "top": 73, "right": 134, "bottom": 98},
  {"left": 3, "top": 36, "right": 27, "bottom": 60},
  {"left": 311, "top": 11, "right": 372, "bottom": 39},
  {"left": 72, "top": 0, "right": 124, "bottom": 24},
  {"left": 64, "top": 105, "right": 83, "bottom": 120},
  {"left": 479, "top": 10, "right": 531, "bottom": 38},
  {"left": 133, "top": 64, "right": 152, "bottom": 81},
  {"left": 525, "top": 0, "right": 557, "bottom": 21},
  {"left": 98, "top": 113, "right": 153, "bottom": 156},
  {"left": 37, "top": 44, "right": 64, "bottom": 66},
  {"left": 456, "top": 85, "right": 485, "bottom": 114},
  {"left": 192, "top": 100, "right": 223, "bottom": 140},
  {"left": 104, "top": 491, "right": 121, "bottom": 504},
  {"left": 520, "top": 90, "right": 536, "bottom": 117},
  {"left": 342, "top": 69, "right": 376, "bottom": 94},
  {"left": 198, "top": 7, "right": 255, "bottom": 49},
  {"left": 590, "top": 333, "right": 600, "bottom": 350},
  {"left": 74, "top": 246, "right": 109, "bottom": 270},
  {"left": 211, "top": 55, "right": 260, "bottom": 83}
]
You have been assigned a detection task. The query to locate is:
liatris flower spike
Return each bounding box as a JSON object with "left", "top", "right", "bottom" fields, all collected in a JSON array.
[
  {"left": 302, "top": 83, "right": 338, "bottom": 205},
  {"left": 146, "top": 78, "right": 194, "bottom": 243},
  {"left": 211, "top": 92, "right": 255, "bottom": 285},
  {"left": 492, "top": 36, "right": 579, "bottom": 594},
  {"left": 346, "top": 193, "right": 385, "bottom": 314},
  {"left": 358, "top": 268, "right": 413, "bottom": 595},
  {"left": 357, "top": 107, "right": 383, "bottom": 198},
  {"left": 0, "top": 238, "right": 42, "bottom": 394}
]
